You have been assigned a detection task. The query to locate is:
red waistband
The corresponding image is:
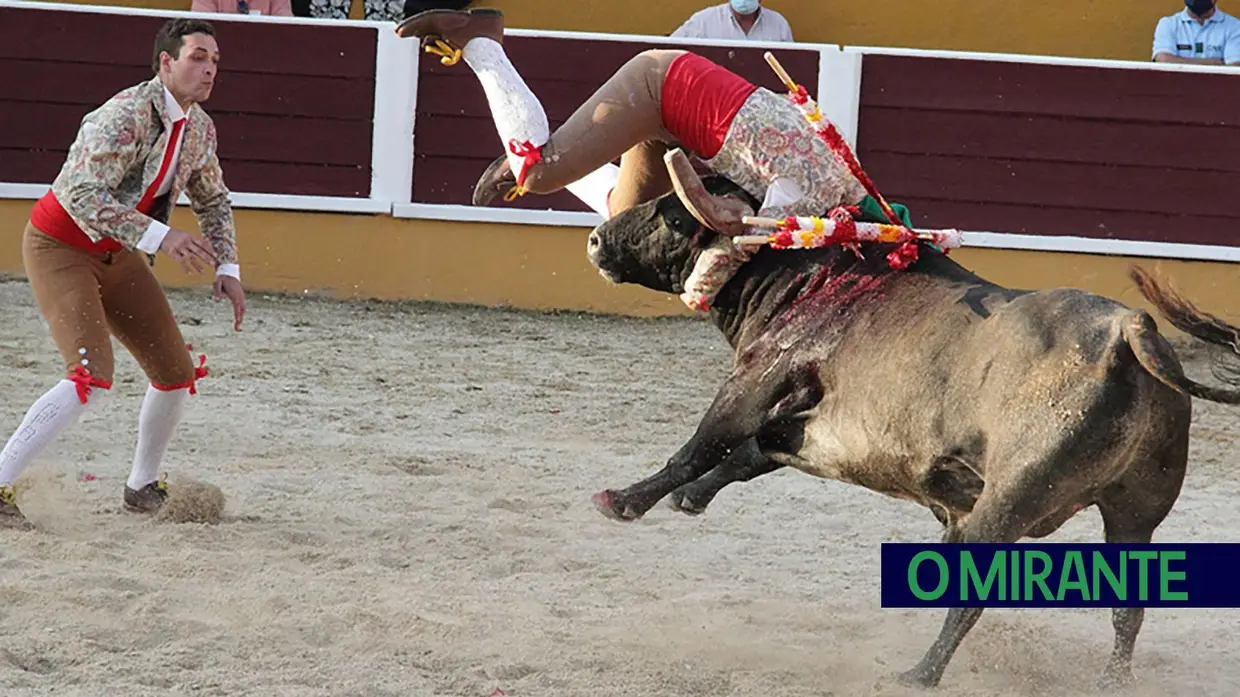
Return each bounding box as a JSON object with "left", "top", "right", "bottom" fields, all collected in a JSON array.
[
  {"left": 660, "top": 52, "right": 758, "bottom": 160},
  {"left": 30, "top": 190, "right": 123, "bottom": 254}
]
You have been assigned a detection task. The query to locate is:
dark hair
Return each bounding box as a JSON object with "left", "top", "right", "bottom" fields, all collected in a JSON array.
[{"left": 152, "top": 18, "right": 216, "bottom": 73}]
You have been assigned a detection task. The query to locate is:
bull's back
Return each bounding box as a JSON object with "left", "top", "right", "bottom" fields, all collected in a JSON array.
[
  {"left": 937, "top": 287, "right": 1172, "bottom": 466},
  {"left": 799, "top": 282, "right": 1139, "bottom": 453}
]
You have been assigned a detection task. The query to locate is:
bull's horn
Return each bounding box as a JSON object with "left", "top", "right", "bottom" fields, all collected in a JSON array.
[{"left": 663, "top": 148, "right": 752, "bottom": 237}]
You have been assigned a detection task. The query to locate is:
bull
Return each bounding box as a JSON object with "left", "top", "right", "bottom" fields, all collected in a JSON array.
[{"left": 582, "top": 151, "right": 1240, "bottom": 689}]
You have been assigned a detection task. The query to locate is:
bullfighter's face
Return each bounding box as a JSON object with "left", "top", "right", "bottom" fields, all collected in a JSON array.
[
  {"left": 162, "top": 32, "right": 220, "bottom": 106},
  {"left": 587, "top": 176, "right": 756, "bottom": 295}
]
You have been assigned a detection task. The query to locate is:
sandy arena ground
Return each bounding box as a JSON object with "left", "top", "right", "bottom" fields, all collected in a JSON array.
[{"left": 0, "top": 276, "right": 1237, "bottom": 697}]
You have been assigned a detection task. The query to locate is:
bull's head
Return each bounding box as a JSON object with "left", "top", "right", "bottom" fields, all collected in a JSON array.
[{"left": 586, "top": 150, "right": 760, "bottom": 295}]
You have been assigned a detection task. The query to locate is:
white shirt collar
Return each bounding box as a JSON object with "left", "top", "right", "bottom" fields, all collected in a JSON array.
[
  {"left": 724, "top": 4, "right": 764, "bottom": 31},
  {"left": 162, "top": 85, "right": 187, "bottom": 123}
]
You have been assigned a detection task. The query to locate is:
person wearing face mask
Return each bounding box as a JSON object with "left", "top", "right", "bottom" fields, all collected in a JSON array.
[
  {"left": 671, "top": 0, "right": 795, "bottom": 42},
  {"left": 1152, "top": 0, "right": 1240, "bottom": 65}
]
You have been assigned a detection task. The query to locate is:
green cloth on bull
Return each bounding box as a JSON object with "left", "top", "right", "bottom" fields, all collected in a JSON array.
[
  {"left": 852, "top": 195, "right": 942, "bottom": 254},
  {"left": 854, "top": 195, "right": 913, "bottom": 228}
]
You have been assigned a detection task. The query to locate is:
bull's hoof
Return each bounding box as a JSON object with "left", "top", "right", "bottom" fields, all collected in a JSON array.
[
  {"left": 666, "top": 489, "right": 707, "bottom": 516},
  {"left": 894, "top": 665, "right": 942, "bottom": 689},
  {"left": 591, "top": 490, "right": 642, "bottom": 522}
]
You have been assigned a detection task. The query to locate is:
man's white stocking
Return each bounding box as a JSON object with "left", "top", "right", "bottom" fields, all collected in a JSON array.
[
  {"left": 0, "top": 380, "right": 93, "bottom": 487},
  {"left": 565, "top": 164, "right": 621, "bottom": 218},
  {"left": 459, "top": 38, "right": 623, "bottom": 216},
  {"left": 461, "top": 38, "right": 550, "bottom": 184},
  {"left": 128, "top": 385, "right": 189, "bottom": 490}
]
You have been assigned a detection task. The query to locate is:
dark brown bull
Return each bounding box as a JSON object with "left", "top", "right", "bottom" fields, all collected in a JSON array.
[{"left": 583, "top": 155, "right": 1240, "bottom": 689}]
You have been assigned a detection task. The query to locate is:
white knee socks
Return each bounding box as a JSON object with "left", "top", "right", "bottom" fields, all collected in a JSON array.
[
  {"left": 128, "top": 385, "right": 188, "bottom": 490},
  {"left": 0, "top": 380, "right": 92, "bottom": 486},
  {"left": 461, "top": 37, "right": 622, "bottom": 216},
  {"left": 458, "top": 39, "right": 626, "bottom": 221},
  {"left": 462, "top": 38, "right": 550, "bottom": 185},
  {"left": 0, "top": 380, "right": 189, "bottom": 490},
  {"left": 565, "top": 164, "right": 621, "bottom": 218}
]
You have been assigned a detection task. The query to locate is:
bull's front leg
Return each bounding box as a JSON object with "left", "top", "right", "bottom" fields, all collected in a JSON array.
[
  {"left": 593, "top": 361, "right": 821, "bottom": 522},
  {"left": 667, "top": 438, "right": 784, "bottom": 516}
]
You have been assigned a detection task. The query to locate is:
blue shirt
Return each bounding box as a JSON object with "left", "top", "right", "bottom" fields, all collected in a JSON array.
[{"left": 1152, "top": 8, "right": 1240, "bottom": 63}]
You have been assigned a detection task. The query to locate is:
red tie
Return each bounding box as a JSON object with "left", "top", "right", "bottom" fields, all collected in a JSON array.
[{"left": 137, "top": 118, "right": 184, "bottom": 215}]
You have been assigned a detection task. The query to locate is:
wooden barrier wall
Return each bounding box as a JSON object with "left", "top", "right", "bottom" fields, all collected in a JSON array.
[
  {"left": 0, "top": 3, "right": 377, "bottom": 197},
  {"left": 1, "top": 0, "right": 1238, "bottom": 321},
  {"left": 854, "top": 53, "right": 1240, "bottom": 247}
]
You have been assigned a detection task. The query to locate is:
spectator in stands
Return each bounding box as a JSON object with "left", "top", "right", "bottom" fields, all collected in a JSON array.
[
  {"left": 383, "top": 0, "right": 470, "bottom": 22},
  {"left": 671, "top": 0, "right": 794, "bottom": 42},
  {"left": 1152, "top": 0, "right": 1240, "bottom": 64},
  {"left": 192, "top": 0, "right": 293, "bottom": 16},
  {"left": 292, "top": 0, "right": 346, "bottom": 18},
  {"left": 292, "top": 0, "right": 468, "bottom": 22}
]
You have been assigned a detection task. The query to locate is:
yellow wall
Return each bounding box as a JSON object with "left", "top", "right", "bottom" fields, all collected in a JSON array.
[
  {"left": 0, "top": 200, "right": 690, "bottom": 317},
  {"left": 3, "top": 199, "right": 1239, "bottom": 331},
  {"left": 488, "top": 0, "right": 1180, "bottom": 63},
  {"left": 44, "top": 0, "right": 1181, "bottom": 62}
]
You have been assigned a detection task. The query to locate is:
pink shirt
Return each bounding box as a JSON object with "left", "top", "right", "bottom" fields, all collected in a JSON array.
[{"left": 191, "top": 0, "right": 293, "bottom": 16}]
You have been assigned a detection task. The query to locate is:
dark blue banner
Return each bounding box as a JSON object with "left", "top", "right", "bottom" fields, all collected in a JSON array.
[{"left": 880, "top": 543, "right": 1240, "bottom": 608}]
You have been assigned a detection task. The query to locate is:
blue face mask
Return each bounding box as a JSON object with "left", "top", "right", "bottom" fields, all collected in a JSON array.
[{"left": 730, "top": 0, "right": 760, "bottom": 15}]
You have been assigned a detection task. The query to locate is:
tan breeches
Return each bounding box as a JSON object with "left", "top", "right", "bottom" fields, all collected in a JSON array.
[
  {"left": 22, "top": 222, "right": 195, "bottom": 388},
  {"left": 523, "top": 48, "right": 687, "bottom": 213}
]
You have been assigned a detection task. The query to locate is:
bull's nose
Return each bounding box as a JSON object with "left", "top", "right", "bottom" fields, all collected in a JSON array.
[{"left": 586, "top": 230, "right": 602, "bottom": 260}]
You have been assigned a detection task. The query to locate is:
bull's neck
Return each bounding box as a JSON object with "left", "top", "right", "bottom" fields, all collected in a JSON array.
[
  {"left": 705, "top": 246, "right": 912, "bottom": 349},
  {"left": 707, "top": 255, "right": 822, "bottom": 349}
]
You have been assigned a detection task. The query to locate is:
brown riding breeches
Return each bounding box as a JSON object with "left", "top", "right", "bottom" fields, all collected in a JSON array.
[
  {"left": 21, "top": 222, "right": 195, "bottom": 388},
  {"left": 523, "top": 48, "right": 686, "bottom": 213}
]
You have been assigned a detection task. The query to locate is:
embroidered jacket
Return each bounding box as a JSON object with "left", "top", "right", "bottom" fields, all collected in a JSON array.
[
  {"left": 681, "top": 87, "right": 868, "bottom": 312},
  {"left": 48, "top": 76, "right": 239, "bottom": 272},
  {"left": 703, "top": 87, "right": 868, "bottom": 220}
]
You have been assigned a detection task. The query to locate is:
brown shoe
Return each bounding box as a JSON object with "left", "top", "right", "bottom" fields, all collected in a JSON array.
[
  {"left": 0, "top": 485, "right": 34, "bottom": 531},
  {"left": 123, "top": 476, "right": 169, "bottom": 514},
  {"left": 396, "top": 7, "right": 504, "bottom": 47},
  {"left": 472, "top": 153, "right": 517, "bottom": 206}
]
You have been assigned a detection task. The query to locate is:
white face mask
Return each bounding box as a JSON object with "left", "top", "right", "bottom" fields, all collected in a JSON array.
[{"left": 730, "top": 0, "right": 760, "bottom": 15}]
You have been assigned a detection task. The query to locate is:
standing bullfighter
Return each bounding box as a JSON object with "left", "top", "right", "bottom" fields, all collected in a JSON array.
[
  {"left": 396, "top": 7, "right": 878, "bottom": 311},
  {"left": 0, "top": 18, "right": 246, "bottom": 528}
]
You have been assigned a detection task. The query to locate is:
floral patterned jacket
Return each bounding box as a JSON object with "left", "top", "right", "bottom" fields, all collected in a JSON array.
[{"left": 49, "top": 76, "right": 238, "bottom": 269}]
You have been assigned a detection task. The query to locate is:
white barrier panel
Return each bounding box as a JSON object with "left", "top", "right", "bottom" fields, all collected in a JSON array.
[{"left": 2, "top": 0, "right": 1238, "bottom": 265}]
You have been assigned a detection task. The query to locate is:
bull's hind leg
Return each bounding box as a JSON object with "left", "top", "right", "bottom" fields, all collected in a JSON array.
[
  {"left": 1093, "top": 430, "right": 1188, "bottom": 688},
  {"left": 667, "top": 437, "right": 784, "bottom": 515},
  {"left": 896, "top": 474, "right": 1066, "bottom": 688}
]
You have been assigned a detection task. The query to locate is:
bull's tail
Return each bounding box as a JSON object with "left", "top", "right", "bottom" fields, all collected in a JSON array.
[{"left": 1122, "top": 264, "right": 1240, "bottom": 404}]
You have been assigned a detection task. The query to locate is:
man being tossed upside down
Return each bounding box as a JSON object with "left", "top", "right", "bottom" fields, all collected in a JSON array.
[{"left": 395, "top": 7, "right": 871, "bottom": 311}]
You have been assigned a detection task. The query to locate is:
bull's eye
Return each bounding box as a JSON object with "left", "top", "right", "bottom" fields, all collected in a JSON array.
[{"left": 667, "top": 213, "right": 693, "bottom": 235}]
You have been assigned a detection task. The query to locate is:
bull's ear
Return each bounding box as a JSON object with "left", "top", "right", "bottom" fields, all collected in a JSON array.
[{"left": 663, "top": 148, "right": 754, "bottom": 236}]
